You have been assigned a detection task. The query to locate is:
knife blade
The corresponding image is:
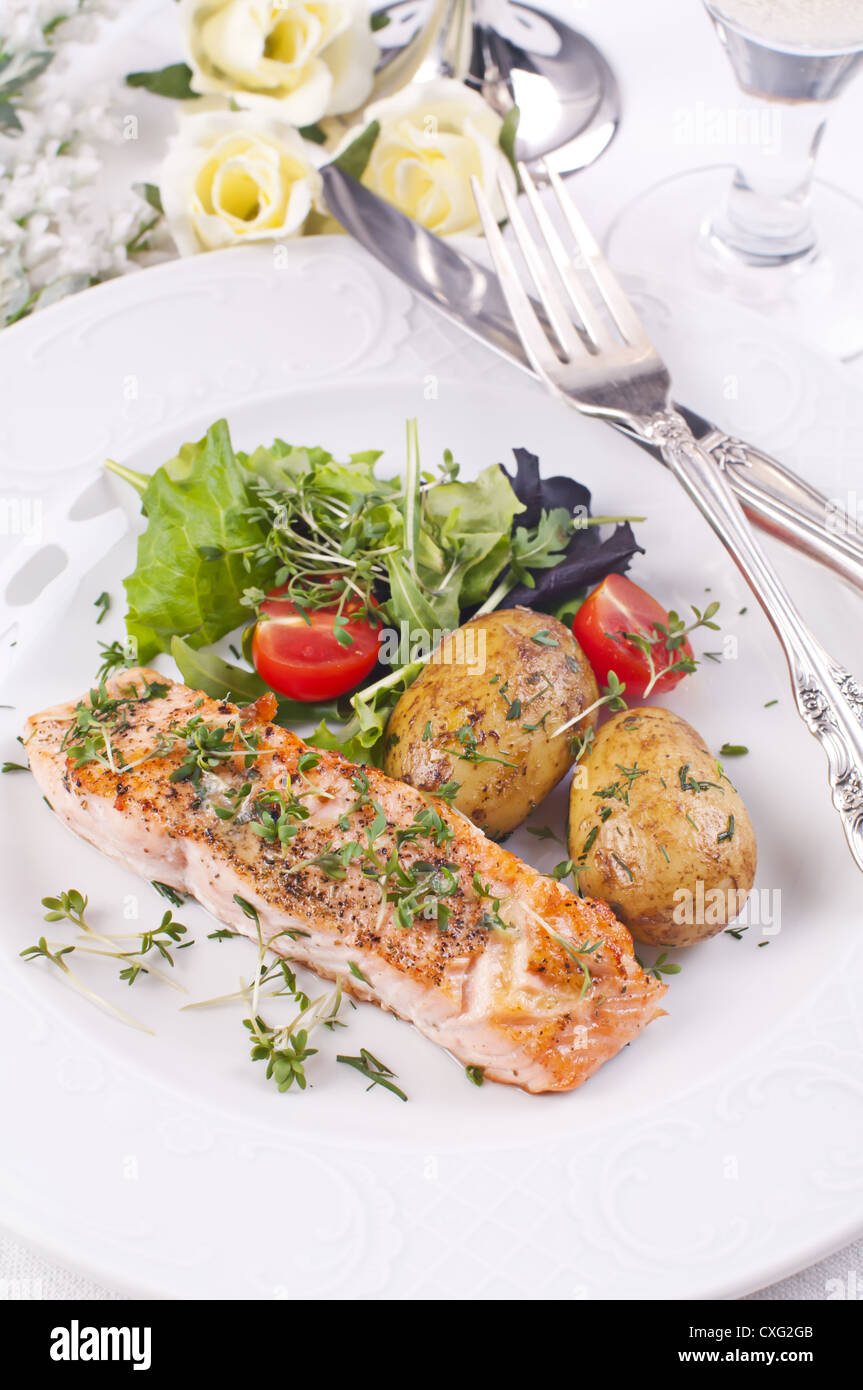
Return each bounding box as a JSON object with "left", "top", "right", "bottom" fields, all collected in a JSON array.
[{"left": 321, "top": 165, "right": 863, "bottom": 595}]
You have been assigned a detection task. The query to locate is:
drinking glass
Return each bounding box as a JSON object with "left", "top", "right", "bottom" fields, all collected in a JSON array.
[{"left": 606, "top": 1, "right": 863, "bottom": 359}]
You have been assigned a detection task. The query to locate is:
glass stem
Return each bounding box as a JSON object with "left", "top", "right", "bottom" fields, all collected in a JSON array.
[{"left": 708, "top": 99, "right": 827, "bottom": 267}]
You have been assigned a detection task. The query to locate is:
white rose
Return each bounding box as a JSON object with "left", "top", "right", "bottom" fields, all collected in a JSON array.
[
  {"left": 334, "top": 79, "right": 517, "bottom": 237},
  {"left": 179, "top": 0, "right": 378, "bottom": 124},
  {"left": 159, "top": 110, "right": 323, "bottom": 255}
]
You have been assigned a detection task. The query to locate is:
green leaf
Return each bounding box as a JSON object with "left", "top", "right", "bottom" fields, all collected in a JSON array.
[
  {"left": 134, "top": 181, "right": 164, "bottom": 214},
  {"left": 309, "top": 660, "right": 423, "bottom": 766},
  {"left": 171, "top": 636, "right": 348, "bottom": 728},
  {"left": 331, "top": 120, "right": 380, "bottom": 181},
  {"left": 117, "top": 420, "right": 276, "bottom": 662},
  {"left": 385, "top": 551, "right": 445, "bottom": 636},
  {"left": 237, "top": 440, "right": 386, "bottom": 506},
  {"left": 0, "top": 50, "right": 53, "bottom": 99},
  {"left": 171, "top": 636, "right": 268, "bottom": 704},
  {"left": 298, "top": 122, "right": 327, "bottom": 144},
  {"left": 499, "top": 106, "right": 520, "bottom": 177},
  {"left": 420, "top": 463, "right": 525, "bottom": 609},
  {"left": 126, "top": 62, "right": 200, "bottom": 100},
  {"left": 0, "top": 100, "right": 22, "bottom": 132},
  {"left": 512, "top": 507, "right": 571, "bottom": 574}
]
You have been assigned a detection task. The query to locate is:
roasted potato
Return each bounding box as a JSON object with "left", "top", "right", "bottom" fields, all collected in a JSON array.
[
  {"left": 568, "top": 706, "right": 756, "bottom": 946},
  {"left": 384, "top": 608, "right": 599, "bottom": 837}
]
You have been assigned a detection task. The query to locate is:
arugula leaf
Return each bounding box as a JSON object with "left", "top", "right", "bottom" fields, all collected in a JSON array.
[
  {"left": 385, "top": 550, "right": 445, "bottom": 635},
  {"left": 380, "top": 425, "right": 456, "bottom": 635},
  {"left": 508, "top": 507, "right": 572, "bottom": 584},
  {"left": 502, "top": 521, "right": 643, "bottom": 610},
  {"left": 110, "top": 420, "right": 275, "bottom": 663},
  {"left": 126, "top": 63, "right": 200, "bottom": 99},
  {"left": 171, "top": 636, "right": 347, "bottom": 729},
  {"left": 171, "top": 636, "right": 267, "bottom": 704},
  {"left": 497, "top": 447, "right": 643, "bottom": 610}
]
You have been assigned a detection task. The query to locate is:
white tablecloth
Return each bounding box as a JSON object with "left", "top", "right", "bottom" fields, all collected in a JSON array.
[{"left": 2, "top": 0, "right": 862, "bottom": 1301}]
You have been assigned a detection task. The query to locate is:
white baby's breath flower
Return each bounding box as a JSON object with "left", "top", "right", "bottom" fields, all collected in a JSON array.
[
  {"left": 333, "top": 78, "right": 517, "bottom": 237},
  {"left": 179, "top": 0, "right": 378, "bottom": 124},
  {"left": 159, "top": 109, "right": 323, "bottom": 255},
  {"left": 0, "top": 2, "right": 160, "bottom": 325}
]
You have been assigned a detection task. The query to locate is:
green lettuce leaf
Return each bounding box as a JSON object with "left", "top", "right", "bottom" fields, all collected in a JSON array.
[
  {"left": 238, "top": 440, "right": 386, "bottom": 498},
  {"left": 117, "top": 420, "right": 274, "bottom": 663},
  {"left": 308, "top": 660, "right": 424, "bottom": 767},
  {"left": 420, "top": 463, "right": 525, "bottom": 608}
]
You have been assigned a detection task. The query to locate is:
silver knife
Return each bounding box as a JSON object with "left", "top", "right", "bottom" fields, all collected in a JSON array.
[{"left": 321, "top": 165, "right": 863, "bottom": 595}]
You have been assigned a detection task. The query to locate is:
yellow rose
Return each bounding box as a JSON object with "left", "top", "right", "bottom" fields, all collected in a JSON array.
[
  {"left": 159, "top": 111, "right": 323, "bottom": 254},
  {"left": 179, "top": 0, "right": 378, "bottom": 123},
  {"left": 334, "top": 79, "right": 517, "bottom": 237}
]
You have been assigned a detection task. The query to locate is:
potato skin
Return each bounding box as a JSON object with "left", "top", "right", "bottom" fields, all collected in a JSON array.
[
  {"left": 384, "top": 608, "right": 599, "bottom": 837},
  {"left": 568, "top": 706, "right": 757, "bottom": 946}
]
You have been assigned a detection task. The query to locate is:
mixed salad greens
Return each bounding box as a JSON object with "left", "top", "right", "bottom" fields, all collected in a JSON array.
[{"left": 105, "top": 419, "right": 643, "bottom": 763}]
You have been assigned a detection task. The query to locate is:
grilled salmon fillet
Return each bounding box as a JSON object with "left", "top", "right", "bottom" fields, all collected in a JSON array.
[{"left": 24, "top": 669, "right": 666, "bottom": 1092}]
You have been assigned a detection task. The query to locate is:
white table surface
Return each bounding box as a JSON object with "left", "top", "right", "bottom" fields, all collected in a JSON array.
[{"left": 2, "top": 0, "right": 862, "bottom": 1301}]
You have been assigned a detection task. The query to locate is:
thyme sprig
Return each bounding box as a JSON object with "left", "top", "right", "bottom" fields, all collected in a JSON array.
[
  {"left": 616, "top": 600, "right": 721, "bottom": 697},
  {"left": 552, "top": 672, "right": 627, "bottom": 741},
  {"left": 637, "top": 952, "right": 682, "bottom": 980}
]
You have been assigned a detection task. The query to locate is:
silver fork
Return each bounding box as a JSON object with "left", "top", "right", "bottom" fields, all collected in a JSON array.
[{"left": 472, "top": 162, "right": 863, "bottom": 875}]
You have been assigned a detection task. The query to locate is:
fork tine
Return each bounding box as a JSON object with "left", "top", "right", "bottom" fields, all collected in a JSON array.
[
  {"left": 470, "top": 176, "right": 568, "bottom": 382},
  {"left": 516, "top": 162, "right": 614, "bottom": 352},
  {"left": 545, "top": 164, "right": 649, "bottom": 347},
  {"left": 495, "top": 176, "right": 585, "bottom": 361}
]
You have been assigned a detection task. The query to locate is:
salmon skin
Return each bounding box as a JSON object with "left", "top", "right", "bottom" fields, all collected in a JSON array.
[{"left": 24, "top": 669, "right": 666, "bottom": 1093}]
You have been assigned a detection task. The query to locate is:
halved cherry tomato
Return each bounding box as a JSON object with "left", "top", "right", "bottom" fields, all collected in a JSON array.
[
  {"left": 572, "top": 573, "right": 695, "bottom": 699},
  {"left": 251, "top": 588, "right": 381, "bottom": 702}
]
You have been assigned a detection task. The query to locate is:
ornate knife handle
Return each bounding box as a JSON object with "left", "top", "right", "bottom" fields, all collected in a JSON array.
[
  {"left": 704, "top": 429, "right": 863, "bottom": 595},
  {"left": 648, "top": 410, "right": 863, "bottom": 873}
]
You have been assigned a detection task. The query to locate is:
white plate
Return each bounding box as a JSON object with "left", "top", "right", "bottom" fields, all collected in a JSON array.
[{"left": 0, "top": 241, "right": 861, "bottom": 1301}]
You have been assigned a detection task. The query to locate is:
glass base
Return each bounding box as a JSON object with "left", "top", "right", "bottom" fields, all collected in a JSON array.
[{"left": 605, "top": 166, "right": 863, "bottom": 362}]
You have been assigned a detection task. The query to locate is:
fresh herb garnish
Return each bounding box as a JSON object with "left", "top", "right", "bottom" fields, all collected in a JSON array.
[
  {"left": 613, "top": 601, "right": 721, "bottom": 697},
  {"left": 526, "top": 824, "right": 564, "bottom": 844},
  {"left": 152, "top": 881, "right": 186, "bottom": 907},
  {"left": 637, "top": 952, "right": 682, "bottom": 980},
  {"left": 337, "top": 1048, "right": 407, "bottom": 1102},
  {"left": 678, "top": 763, "right": 723, "bottom": 794},
  {"left": 717, "top": 814, "right": 735, "bottom": 844},
  {"left": 95, "top": 638, "right": 132, "bottom": 680}
]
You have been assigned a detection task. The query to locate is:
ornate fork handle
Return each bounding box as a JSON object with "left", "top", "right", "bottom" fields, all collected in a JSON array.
[{"left": 648, "top": 410, "right": 863, "bottom": 872}]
